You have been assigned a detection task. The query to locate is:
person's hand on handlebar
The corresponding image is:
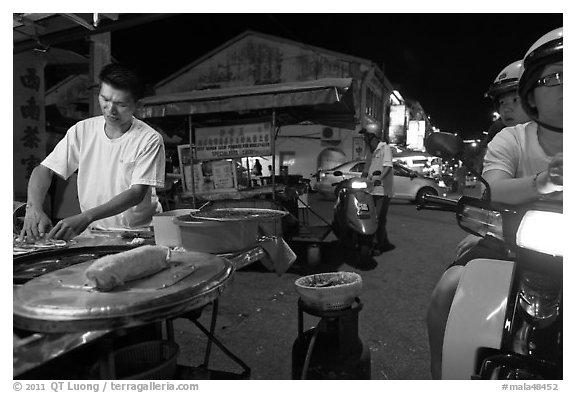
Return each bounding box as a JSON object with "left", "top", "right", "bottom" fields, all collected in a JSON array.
[
  {"left": 548, "top": 152, "right": 563, "bottom": 186},
  {"left": 534, "top": 152, "right": 563, "bottom": 194}
]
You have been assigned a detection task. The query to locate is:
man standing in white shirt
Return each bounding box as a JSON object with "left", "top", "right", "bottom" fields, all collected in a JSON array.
[
  {"left": 361, "top": 129, "right": 395, "bottom": 256},
  {"left": 20, "top": 63, "right": 165, "bottom": 241}
]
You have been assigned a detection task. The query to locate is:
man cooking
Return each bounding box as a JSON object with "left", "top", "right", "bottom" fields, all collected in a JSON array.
[{"left": 20, "top": 63, "right": 165, "bottom": 241}]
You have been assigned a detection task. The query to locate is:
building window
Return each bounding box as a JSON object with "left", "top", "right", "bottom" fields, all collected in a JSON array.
[{"left": 365, "top": 87, "right": 383, "bottom": 122}]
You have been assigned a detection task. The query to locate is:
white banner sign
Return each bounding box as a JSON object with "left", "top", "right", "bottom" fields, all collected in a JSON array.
[{"left": 195, "top": 123, "right": 272, "bottom": 160}]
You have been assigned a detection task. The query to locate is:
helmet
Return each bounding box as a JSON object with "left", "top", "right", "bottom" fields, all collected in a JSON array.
[
  {"left": 485, "top": 60, "right": 523, "bottom": 102},
  {"left": 518, "top": 27, "right": 563, "bottom": 130}
]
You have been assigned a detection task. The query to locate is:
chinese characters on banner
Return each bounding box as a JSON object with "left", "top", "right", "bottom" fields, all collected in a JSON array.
[
  {"left": 14, "top": 53, "right": 46, "bottom": 199},
  {"left": 195, "top": 123, "right": 272, "bottom": 160}
]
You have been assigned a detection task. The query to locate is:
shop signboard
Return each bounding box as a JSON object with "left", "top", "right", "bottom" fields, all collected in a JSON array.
[
  {"left": 195, "top": 122, "right": 272, "bottom": 160},
  {"left": 177, "top": 145, "right": 238, "bottom": 194},
  {"left": 352, "top": 137, "right": 365, "bottom": 160}
]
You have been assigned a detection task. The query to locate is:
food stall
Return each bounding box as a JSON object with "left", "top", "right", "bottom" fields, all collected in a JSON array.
[
  {"left": 136, "top": 78, "right": 357, "bottom": 209},
  {"left": 13, "top": 78, "right": 358, "bottom": 379}
]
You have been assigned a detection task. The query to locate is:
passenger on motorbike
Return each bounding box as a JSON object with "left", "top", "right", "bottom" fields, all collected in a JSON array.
[
  {"left": 427, "top": 27, "right": 563, "bottom": 379},
  {"left": 455, "top": 60, "right": 532, "bottom": 260}
]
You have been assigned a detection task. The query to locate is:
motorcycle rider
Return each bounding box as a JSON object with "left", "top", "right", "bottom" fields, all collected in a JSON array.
[
  {"left": 427, "top": 27, "right": 563, "bottom": 379},
  {"left": 455, "top": 60, "right": 532, "bottom": 259}
]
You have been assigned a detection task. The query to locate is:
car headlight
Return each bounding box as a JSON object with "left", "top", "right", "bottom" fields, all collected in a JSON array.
[
  {"left": 351, "top": 181, "right": 368, "bottom": 189},
  {"left": 320, "top": 173, "right": 326, "bottom": 178},
  {"left": 438, "top": 180, "right": 446, "bottom": 188},
  {"left": 516, "top": 210, "right": 563, "bottom": 257}
]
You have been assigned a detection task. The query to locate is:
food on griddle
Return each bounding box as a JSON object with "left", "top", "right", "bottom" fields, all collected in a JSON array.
[
  {"left": 13, "top": 236, "right": 67, "bottom": 254},
  {"left": 85, "top": 245, "right": 169, "bottom": 291}
]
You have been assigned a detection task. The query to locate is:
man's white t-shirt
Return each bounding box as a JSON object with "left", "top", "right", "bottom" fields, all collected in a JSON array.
[
  {"left": 484, "top": 121, "right": 552, "bottom": 178},
  {"left": 366, "top": 141, "right": 394, "bottom": 197},
  {"left": 42, "top": 116, "right": 165, "bottom": 230},
  {"left": 483, "top": 121, "right": 561, "bottom": 201}
]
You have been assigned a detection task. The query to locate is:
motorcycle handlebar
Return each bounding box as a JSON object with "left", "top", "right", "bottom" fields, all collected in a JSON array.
[{"left": 417, "top": 194, "right": 458, "bottom": 211}]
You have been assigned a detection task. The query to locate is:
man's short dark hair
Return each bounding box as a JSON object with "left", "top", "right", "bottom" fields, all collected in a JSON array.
[{"left": 99, "top": 63, "right": 145, "bottom": 101}]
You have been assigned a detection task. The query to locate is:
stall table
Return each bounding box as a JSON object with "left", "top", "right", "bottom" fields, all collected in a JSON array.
[{"left": 13, "top": 229, "right": 293, "bottom": 379}]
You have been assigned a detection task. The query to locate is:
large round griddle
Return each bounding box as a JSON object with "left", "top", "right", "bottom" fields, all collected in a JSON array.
[
  {"left": 13, "top": 245, "right": 139, "bottom": 285},
  {"left": 13, "top": 248, "right": 234, "bottom": 333}
]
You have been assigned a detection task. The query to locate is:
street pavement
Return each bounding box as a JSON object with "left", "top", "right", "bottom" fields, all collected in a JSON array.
[{"left": 174, "top": 186, "right": 481, "bottom": 379}]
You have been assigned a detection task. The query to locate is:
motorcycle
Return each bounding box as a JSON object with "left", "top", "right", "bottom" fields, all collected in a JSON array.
[
  {"left": 331, "top": 170, "right": 380, "bottom": 258},
  {"left": 422, "top": 132, "right": 563, "bottom": 379}
]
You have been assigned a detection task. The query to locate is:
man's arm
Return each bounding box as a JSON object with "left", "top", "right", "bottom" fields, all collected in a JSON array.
[
  {"left": 19, "top": 165, "right": 55, "bottom": 241},
  {"left": 373, "top": 166, "right": 392, "bottom": 186},
  {"left": 47, "top": 184, "right": 150, "bottom": 240},
  {"left": 484, "top": 153, "right": 562, "bottom": 205}
]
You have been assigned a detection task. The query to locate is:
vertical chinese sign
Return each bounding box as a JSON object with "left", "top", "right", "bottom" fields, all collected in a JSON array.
[{"left": 13, "top": 53, "right": 46, "bottom": 200}]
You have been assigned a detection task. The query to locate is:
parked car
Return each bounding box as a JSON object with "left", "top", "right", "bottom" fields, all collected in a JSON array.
[{"left": 316, "top": 160, "right": 447, "bottom": 203}]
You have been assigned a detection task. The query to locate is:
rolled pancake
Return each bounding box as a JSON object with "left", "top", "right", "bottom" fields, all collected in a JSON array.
[{"left": 85, "top": 245, "right": 169, "bottom": 291}]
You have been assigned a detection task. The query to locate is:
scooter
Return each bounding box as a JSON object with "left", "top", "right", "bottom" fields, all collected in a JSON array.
[
  {"left": 422, "top": 132, "right": 563, "bottom": 380},
  {"left": 331, "top": 170, "right": 380, "bottom": 258}
]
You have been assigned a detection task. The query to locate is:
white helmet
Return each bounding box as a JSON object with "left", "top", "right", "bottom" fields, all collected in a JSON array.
[
  {"left": 485, "top": 60, "right": 523, "bottom": 103},
  {"left": 518, "top": 27, "right": 563, "bottom": 131}
]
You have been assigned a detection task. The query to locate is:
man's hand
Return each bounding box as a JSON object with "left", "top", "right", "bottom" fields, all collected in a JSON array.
[
  {"left": 19, "top": 207, "right": 53, "bottom": 242},
  {"left": 548, "top": 152, "right": 563, "bottom": 186},
  {"left": 47, "top": 212, "right": 92, "bottom": 241},
  {"left": 455, "top": 234, "right": 482, "bottom": 260},
  {"left": 535, "top": 153, "right": 563, "bottom": 194}
]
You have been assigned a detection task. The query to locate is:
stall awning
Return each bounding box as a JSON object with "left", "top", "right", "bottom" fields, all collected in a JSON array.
[{"left": 136, "top": 78, "right": 358, "bottom": 130}]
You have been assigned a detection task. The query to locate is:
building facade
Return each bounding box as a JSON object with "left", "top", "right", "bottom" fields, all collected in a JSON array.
[{"left": 154, "top": 31, "right": 394, "bottom": 177}]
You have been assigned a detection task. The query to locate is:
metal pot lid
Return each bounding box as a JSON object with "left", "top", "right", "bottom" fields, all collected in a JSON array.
[
  {"left": 13, "top": 249, "right": 234, "bottom": 333},
  {"left": 189, "top": 208, "right": 289, "bottom": 222}
]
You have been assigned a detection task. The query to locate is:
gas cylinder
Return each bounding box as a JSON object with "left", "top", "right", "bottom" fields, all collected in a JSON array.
[{"left": 292, "top": 298, "right": 371, "bottom": 379}]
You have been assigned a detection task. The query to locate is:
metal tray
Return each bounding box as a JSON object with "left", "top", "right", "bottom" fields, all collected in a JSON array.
[
  {"left": 190, "top": 207, "right": 288, "bottom": 222},
  {"left": 13, "top": 249, "right": 234, "bottom": 333}
]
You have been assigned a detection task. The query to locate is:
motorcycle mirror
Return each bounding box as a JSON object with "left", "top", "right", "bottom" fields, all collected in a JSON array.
[
  {"left": 425, "top": 132, "right": 492, "bottom": 201},
  {"left": 333, "top": 170, "right": 343, "bottom": 177},
  {"left": 424, "top": 132, "right": 464, "bottom": 160}
]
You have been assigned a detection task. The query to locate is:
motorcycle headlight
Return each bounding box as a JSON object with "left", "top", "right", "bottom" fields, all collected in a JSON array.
[
  {"left": 351, "top": 181, "right": 368, "bottom": 189},
  {"left": 516, "top": 210, "right": 563, "bottom": 257}
]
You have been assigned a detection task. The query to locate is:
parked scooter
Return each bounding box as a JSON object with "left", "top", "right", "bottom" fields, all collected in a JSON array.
[
  {"left": 422, "top": 132, "right": 562, "bottom": 379},
  {"left": 331, "top": 170, "right": 380, "bottom": 258}
]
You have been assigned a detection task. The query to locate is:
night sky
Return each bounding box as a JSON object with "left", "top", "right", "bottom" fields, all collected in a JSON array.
[{"left": 109, "top": 13, "right": 563, "bottom": 139}]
